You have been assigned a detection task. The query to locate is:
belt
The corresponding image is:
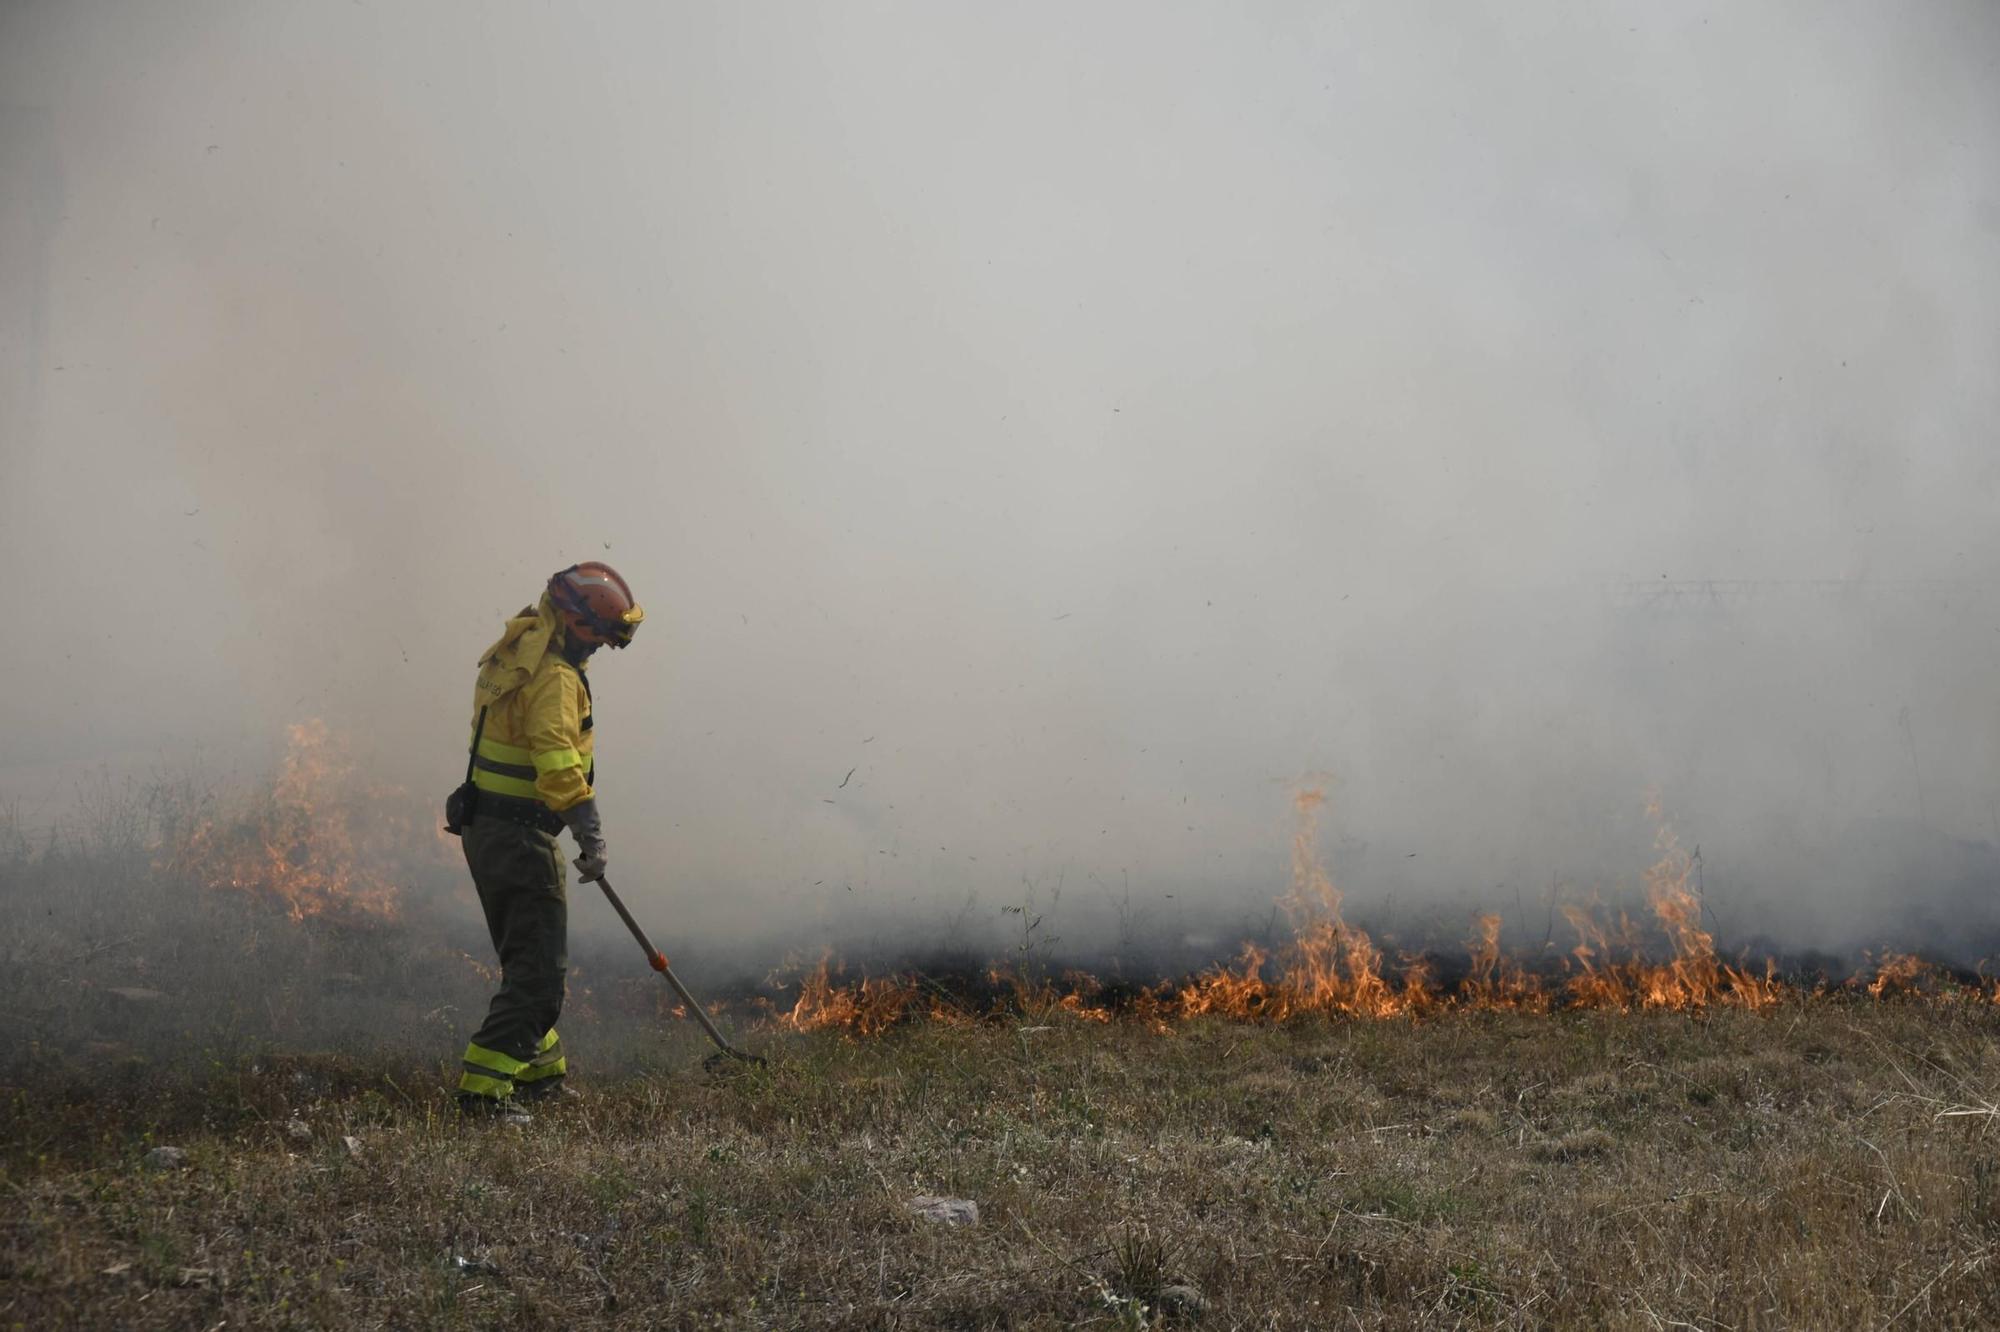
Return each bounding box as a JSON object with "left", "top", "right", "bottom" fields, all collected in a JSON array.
[{"left": 474, "top": 792, "right": 563, "bottom": 836}]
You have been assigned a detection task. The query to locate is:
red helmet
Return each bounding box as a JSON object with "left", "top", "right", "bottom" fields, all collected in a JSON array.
[{"left": 548, "top": 562, "right": 644, "bottom": 648}]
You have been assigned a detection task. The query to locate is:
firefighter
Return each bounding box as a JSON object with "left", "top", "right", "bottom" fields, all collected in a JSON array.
[{"left": 453, "top": 562, "right": 643, "bottom": 1119}]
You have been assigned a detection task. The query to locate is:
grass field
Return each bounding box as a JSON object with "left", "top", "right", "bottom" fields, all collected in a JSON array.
[
  {"left": 8, "top": 773, "right": 2000, "bottom": 1328},
  {"left": 10, "top": 997, "right": 2000, "bottom": 1329}
]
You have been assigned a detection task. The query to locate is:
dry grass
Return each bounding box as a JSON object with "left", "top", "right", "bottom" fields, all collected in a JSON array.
[
  {"left": 8, "top": 1001, "right": 2000, "bottom": 1329},
  {"left": 7, "top": 795, "right": 2000, "bottom": 1328}
]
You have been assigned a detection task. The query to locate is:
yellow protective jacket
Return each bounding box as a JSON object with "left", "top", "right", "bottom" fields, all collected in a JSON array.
[{"left": 468, "top": 595, "right": 595, "bottom": 813}]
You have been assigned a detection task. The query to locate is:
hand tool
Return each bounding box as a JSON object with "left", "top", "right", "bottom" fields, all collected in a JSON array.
[{"left": 591, "top": 874, "right": 765, "bottom": 1066}]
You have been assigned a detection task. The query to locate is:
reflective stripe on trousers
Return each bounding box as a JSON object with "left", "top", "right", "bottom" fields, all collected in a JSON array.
[
  {"left": 515, "top": 1029, "right": 566, "bottom": 1084},
  {"left": 458, "top": 1029, "right": 561, "bottom": 1100}
]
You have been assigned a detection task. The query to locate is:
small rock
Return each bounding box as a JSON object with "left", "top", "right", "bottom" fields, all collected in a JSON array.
[
  {"left": 908, "top": 1195, "right": 980, "bottom": 1227},
  {"left": 340, "top": 1135, "right": 363, "bottom": 1159},
  {"left": 452, "top": 1254, "right": 504, "bottom": 1277},
  {"left": 285, "top": 1118, "right": 312, "bottom": 1144},
  {"left": 1159, "top": 1284, "right": 1209, "bottom": 1317},
  {"left": 106, "top": 987, "right": 166, "bottom": 1003},
  {"left": 143, "top": 1146, "right": 188, "bottom": 1171}
]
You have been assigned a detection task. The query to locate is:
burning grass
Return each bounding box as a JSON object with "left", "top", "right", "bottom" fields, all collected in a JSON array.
[
  {"left": 22, "top": 732, "right": 1995, "bottom": 1042},
  {"left": 163, "top": 720, "right": 428, "bottom": 924},
  {"left": 771, "top": 792, "right": 1994, "bottom": 1037}
]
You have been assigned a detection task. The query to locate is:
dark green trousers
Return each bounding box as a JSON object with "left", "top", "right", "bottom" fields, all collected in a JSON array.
[{"left": 457, "top": 817, "right": 569, "bottom": 1099}]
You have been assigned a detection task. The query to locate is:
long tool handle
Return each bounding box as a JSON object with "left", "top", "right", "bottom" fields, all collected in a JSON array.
[{"left": 593, "top": 874, "right": 764, "bottom": 1065}]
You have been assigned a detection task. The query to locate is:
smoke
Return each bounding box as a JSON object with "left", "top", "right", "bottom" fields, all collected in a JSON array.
[{"left": 4, "top": 1, "right": 1997, "bottom": 961}]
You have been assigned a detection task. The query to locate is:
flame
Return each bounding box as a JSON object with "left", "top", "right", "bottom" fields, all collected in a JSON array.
[
  {"left": 1548, "top": 801, "right": 1779, "bottom": 1013},
  {"left": 768, "top": 789, "right": 1964, "bottom": 1037},
  {"left": 778, "top": 953, "right": 925, "bottom": 1036},
  {"left": 1177, "top": 790, "right": 1420, "bottom": 1019},
  {"left": 170, "top": 720, "right": 404, "bottom": 924},
  {"left": 1865, "top": 952, "right": 1927, "bottom": 999},
  {"left": 1461, "top": 914, "right": 1551, "bottom": 1012}
]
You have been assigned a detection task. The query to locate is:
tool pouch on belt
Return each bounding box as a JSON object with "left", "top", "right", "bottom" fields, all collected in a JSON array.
[{"left": 443, "top": 707, "right": 488, "bottom": 837}]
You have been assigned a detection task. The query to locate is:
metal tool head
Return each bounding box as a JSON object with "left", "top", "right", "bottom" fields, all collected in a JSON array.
[{"left": 702, "top": 1047, "right": 767, "bottom": 1072}]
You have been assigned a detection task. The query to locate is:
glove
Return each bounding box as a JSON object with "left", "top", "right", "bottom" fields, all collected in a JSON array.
[{"left": 559, "top": 798, "right": 608, "bottom": 882}]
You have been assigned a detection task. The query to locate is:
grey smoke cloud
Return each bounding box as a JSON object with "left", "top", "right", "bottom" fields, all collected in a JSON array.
[{"left": 3, "top": 1, "right": 1996, "bottom": 955}]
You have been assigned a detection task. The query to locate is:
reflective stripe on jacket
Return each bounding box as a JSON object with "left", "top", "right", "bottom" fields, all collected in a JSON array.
[{"left": 471, "top": 659, "right": 593, "bottom": 811}]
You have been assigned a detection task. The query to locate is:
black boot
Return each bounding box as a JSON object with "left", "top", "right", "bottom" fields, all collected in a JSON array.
[
  {"left": 515, "top": 1076, "right": 578, "bottom": 1105},
  {"left": 455, "top": 1093, "right": 533, "bottom": 1126}
]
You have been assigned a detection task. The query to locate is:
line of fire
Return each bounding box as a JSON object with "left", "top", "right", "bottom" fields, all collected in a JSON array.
[{"left": 170, "top": 722, "right": 1989, "bottom": 1038}]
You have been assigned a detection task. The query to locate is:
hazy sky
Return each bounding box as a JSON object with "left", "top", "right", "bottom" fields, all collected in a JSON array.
[{"left": 4, "top": 2, "right": 1997, "bottom": 953}]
